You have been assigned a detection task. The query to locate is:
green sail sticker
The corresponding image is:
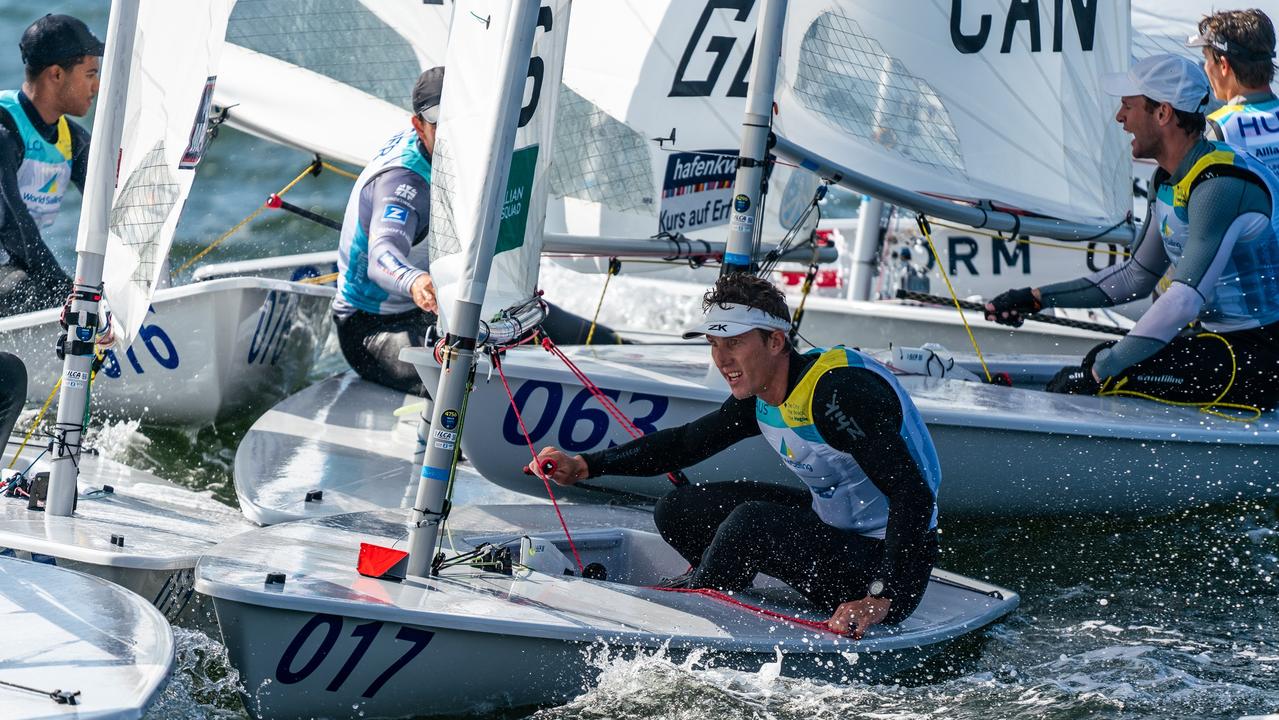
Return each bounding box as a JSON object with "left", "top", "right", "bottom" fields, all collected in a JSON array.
[{"left": 495, "top": 144, "right": 539, "bottom": 255}]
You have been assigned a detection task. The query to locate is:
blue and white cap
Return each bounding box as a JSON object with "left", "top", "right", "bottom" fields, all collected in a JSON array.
[{"left": 682, "top": 303, "right": 791, "bottom": 339}]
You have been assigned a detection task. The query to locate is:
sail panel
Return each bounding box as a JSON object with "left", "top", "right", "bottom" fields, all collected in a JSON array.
[
  {"left": 103, "top": 0, "right": 236, "bottom": 346},
  {"left": 775, "top": 0, "right": 1132, "bottom": 225}
]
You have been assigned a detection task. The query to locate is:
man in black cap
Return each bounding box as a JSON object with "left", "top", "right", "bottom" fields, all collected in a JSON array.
[
  {"left": 332, "top": 67, "right": 444, "bottom": 395},
  {"left": 0, "top": 14, "right": 103, "bottom": 316}
]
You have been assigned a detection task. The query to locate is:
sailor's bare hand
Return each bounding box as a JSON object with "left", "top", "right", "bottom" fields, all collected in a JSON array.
[
  {"left": 527, "top": 447, "right": 587, "bottom": 486},
  {"left": 827, "top": 596, "right": 892, "bottom": 639},
  {"left": 411, "top": 273, "right": 438, "bottom": 313}
]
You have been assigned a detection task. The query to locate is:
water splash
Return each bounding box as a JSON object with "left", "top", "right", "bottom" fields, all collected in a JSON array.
[{"left": 145, "top": 627, "right": 248, "bottom": 719}]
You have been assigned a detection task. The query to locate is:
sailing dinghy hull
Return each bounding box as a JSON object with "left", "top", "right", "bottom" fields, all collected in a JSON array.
[
  {"left": 0, "top": 555, "right": 174, "bottom": 719},
  {"left": 198, "top": 504, "right": 1017, "bottom": 719},
  {"left": 0, "top": 439, "right": 250, "bottom": 622},
  {"left": 409, "top": 345, "right": 1279, "bottom": 516},
  {"left": 0, "top": 277, "right": 334, "bottom": 426}
]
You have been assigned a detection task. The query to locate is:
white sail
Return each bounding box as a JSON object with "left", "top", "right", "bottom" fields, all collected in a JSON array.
[
  {"left": 554, "top": 0, "right": 820, "bottom": 242},
  {"left": 430, "top": 0, "right": 571, "bottom": 327},
  {"left": 773, "top": 0, "right": 1131, "bottom": 226},
  {"left": 103, "top": 0, "right": 236, "bottom": 346},
  {"left": 213, "top": 0, "right": 451, "bottom": 167}
]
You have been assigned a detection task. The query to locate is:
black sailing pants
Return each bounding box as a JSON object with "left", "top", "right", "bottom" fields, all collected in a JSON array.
[{"left": 653, "top": 481, "right": 938, "bottom": 624}]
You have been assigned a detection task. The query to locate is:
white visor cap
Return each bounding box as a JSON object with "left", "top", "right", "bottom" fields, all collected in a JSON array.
[
  {"left": 682, "top": 303, "right": 791, "bottom": 339},
  {"left": 1100, "top": 53, "right": 1209, "bottom": 113}
]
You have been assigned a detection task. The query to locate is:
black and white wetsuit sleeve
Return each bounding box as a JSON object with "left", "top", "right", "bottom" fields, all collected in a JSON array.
[
  {"left": 69, "top": 120, "right": 89, "bottom": 192},
  {"left": 811, "top": 367, "right": 935, "bottom": 601},
  {"left": 581, "top": 395, "right": 759, "bottom": 478},
  {"left": 1037, "top": 170, "right": 1171, "bottom": 310},
  {"left": 1092, "top": 174, "right": 1271, "bottom": 378},
  {"left": 0, "top": 114, "right": 72, "bottom": 290}
]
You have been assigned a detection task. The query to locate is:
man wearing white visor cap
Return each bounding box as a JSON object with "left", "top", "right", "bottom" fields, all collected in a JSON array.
[
  {"left": 1189, "top": 9, "right": 1279, "bottom": 175},
  {"left": 529, "top": 273, "right": 942, "bottom": 638},
  {"left": 985, "top": 53, "right": 1279, "bottom": 411}
]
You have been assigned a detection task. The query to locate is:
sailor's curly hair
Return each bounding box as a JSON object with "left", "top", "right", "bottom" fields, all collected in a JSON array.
[{"left": 702, "top": 273, "right": 791, "bottom": 344}]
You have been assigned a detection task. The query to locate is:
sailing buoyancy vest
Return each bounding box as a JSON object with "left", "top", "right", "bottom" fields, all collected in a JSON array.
[
  {"left": 754, "top": 347, "right": 941, "bottom": 538},
  {"left": 0, "top": 90, "right": 73, "bottom": 230},
  {"left": 1208, "top": 98, "right": 1279, "bottom": 176},
  {"left": 1153, "top": 141, "right": 1279, "bottom": 330},
  {"left": 336, "top": 128, "right": 432, "bottom": 315}
]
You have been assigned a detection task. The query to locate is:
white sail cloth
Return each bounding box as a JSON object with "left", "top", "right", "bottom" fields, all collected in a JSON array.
[
  {"left": 102, "top": 0, "right": 236, "bottom": 347},
  {"left": 213, "top": 0, "right": 451, "bottom": 167},
  {"left": 773, "top": 0, "right": 1131, "bottom": 226},
  {"left": 429, "top": 0, "right": 571, "bottom": 328}
]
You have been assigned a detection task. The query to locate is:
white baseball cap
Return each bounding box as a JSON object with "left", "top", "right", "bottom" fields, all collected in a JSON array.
[
  {"left": 682, "top": 303, "right": 791, "bottom": 339},
  {"left": 1100, "top": 53, "right": 1210, "bottom": 113}
]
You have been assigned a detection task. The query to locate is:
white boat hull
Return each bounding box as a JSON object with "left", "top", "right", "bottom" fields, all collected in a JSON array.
[
  {"left": 0, "top": 439, "right": 251, "bottom": 622},
  {"left": 0, "top": 277, "right": 335, "bottom": 425},
  {"left": 409, "top": 344, "right": 1279, "bottom": 515},
  {"left": 198, "top": 505, "right": 1017, "bottom": 719},
  {"left": 0, "top": 556, "right": 174, "bottom": 719}
]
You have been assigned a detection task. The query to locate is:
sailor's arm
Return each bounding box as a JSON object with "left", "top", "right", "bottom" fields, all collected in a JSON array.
[
  {"left": 0, "top": 124, "right": 71, "bottom": 292},
  {"left": 812, "top": 367, "right": 934, "bottom": 637},
  {"left": 1091, "top": 174, "right": 1271, "bottom": 379},
  {"left": 364, "top": 169, "right": 435, "bottom": 311},
  {"left": 986, "top": 173, "right": 1168, "bottom": 325},
  {"left": 529, "top": 395, "right": 758, "bottom": 485},
  {"left": 69, "top": 121, "right": 89, "bottom": 193}
]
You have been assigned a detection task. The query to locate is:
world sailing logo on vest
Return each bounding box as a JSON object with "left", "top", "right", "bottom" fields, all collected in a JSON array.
[{"left": 660, "top": 149, "right": 735, "bottom": 233}]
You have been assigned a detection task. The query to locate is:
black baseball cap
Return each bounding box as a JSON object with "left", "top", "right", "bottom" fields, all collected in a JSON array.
[
  {"left": 20, "top": 14, "right": 104, "bottom": 68},
  {"left": 412, "top": 66, "right": 445, "bottom": 116}
]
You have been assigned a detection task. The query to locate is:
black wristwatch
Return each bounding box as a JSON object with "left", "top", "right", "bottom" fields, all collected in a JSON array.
[{"left": 868, "top": 578, "right": 894, "bottom": 600}]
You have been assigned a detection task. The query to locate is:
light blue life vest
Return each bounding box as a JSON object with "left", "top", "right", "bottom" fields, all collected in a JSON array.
[
  {"left": 1152, "top": 141, "right": 1279, "bottom": 331},
  {"left": 1208, "top": 98, "right": 1279, "bottom": 177},
  {"left": 0, "top": 90, "right": 73, "bottom": 230},
  {"left": 336, "top": 129, "right": 432, "bottom": 315},
  {"left": 755, "top": 347, "right": 941, "bottom": 538}
]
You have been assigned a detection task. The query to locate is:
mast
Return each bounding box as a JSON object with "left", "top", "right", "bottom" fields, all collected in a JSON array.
[
  {"left": 720, "top": 0, "right": 787, "bottom": 276},
  {"left": 47, "top": 0, "right": 141, "bottom": 517},
  {"left": 405, "top": 0, "right": 541, "bottom": 577}
]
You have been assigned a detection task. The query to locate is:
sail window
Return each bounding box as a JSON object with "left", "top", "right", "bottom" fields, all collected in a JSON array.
[
  {"left": 794, "top": 12, "right": 965, "bottom": 176},
  {"left": 548, "top": 86, "right": 654, "bottom": 216},
  {"left": 110, "top": 142, "right": 179, "bottom": 287},
  {"left": 227, "top": 0, "right": 419, "bottom": 110}
]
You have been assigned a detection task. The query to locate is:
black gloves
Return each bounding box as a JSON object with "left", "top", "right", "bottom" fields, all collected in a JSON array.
[{"left": 984, "top": 287, "right": 1042, "bottom": 327}]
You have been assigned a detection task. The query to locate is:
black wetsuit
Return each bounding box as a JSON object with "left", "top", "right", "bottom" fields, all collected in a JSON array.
[
  {"left": 582, "top": 349, "right": 939, "bottom": 623},
  {"left": 0, "top": 91, "right": 87, "bottom": 316},
  {"left": 0, "top": 352, "right": 27, "bottom": 446}
]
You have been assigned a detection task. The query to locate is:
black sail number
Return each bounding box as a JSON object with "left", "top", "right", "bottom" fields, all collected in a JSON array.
[{"left": 518, "top": 5, "right": 554, "bottom": 128}]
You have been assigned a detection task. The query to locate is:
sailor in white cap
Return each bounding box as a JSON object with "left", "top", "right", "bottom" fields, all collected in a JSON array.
[
  {"left": 530, "top": 272, "right": 942, "bottom": 639},
  {"left": 986, "top": 53, "right": 1279, "bottom": 412}
]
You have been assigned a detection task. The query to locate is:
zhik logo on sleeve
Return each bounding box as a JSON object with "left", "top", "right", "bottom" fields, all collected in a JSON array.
[{"left": 382, "top": 205, "right": 409, "bottom": 224}]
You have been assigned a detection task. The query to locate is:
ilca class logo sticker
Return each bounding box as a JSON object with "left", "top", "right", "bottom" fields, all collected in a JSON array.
[{"left": 441, "top": 409, "right": 460, "bottom": 430}]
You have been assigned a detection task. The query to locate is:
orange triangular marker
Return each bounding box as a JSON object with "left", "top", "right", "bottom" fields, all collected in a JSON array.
[{"left": 357, "top": 543, "right": 409, "bottom": 581}]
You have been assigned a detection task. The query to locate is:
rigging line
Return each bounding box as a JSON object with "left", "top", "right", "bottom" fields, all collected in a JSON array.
[
  {"left": 916, "top": 213, "right": 992, "bottom": 382},
  {"left": 7, "top": 378, "right": 60, "bottom": 470},
  {"left": 584, "top": 258, "right": 620, "bottom": 346},
  {"left": 1098, "top": 332, "right": 1262, "bottom": 423},
  {"left": 491, "top": 350, "right": 584, "bottom": 572},
  {"left": 651, "top": 586, "right": 843, "bottom": 635},
  {"left": 0, "top": 677, "right": 80, "bottom": 705},
  {"left": 170, "top": 162, "right": 318, "bottom": 277},
  {"left": 540, "top": 337, "right": 688, "bottom": 487}
]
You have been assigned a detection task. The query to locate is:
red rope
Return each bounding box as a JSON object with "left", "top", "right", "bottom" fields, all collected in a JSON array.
[
  {"left": 492, "top": 350, "right": 585, "bottom": 573},
  {"left": 540, "top": 337, "right": 684, "bottom": 487},
  {"left": 651, "top": 586, "right": 843, "bottom": 635}
]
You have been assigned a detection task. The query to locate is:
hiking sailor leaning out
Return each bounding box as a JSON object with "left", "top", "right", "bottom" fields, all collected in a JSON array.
[
  {"left": 333, "top": 67, "right": 442, "bottom": 396},
  {"left": 530, "top": 273, "right": 942, "bottom": 639},
  {"left": 1192, "top": 9, "right": 1279, "bottom": 176},
  {"left": 0, "top": 14, "right": 101, "bottom": 317},
  {"left": 986, "top": 53, "right": 1279, "bottom": 412}
]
